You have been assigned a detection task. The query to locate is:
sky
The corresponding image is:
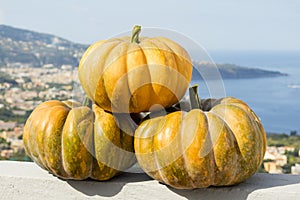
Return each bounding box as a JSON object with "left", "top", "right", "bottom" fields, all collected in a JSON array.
[{"left": 0, "top": 0, "right": 299, "bottom": 51}]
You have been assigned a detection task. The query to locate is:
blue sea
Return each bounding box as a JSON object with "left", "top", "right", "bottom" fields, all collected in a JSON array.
[{"left": 190, "top": 50, "right": 300, "bottom": 134}]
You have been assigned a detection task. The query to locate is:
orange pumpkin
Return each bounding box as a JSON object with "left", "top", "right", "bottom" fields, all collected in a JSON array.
[
  {"left": 23, "top": 99, "right": 137, "bottom": 180},
  {"left": 134, "top": 85, "right": 266, "bottom": 189},
  {"left": 78, "top": 25, "right": 192, "bottom": 113}
]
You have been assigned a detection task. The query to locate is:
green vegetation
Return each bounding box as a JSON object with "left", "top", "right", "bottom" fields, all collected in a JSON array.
[
  {"left": 0, "top": 137, "right": 31, "bottom": 162},
  {"left": 266, "top": 131, "right": 300, "bottom": 173},
  {"left": 0, "top": 72, "right": 17, "bottom": 85},
  {"left": 280, "top": 147, "right": 300, "bottom": 173},
  {"left": 47, "top": 82, "right": 73, "bottom": 89},
  {"left": 257, "top": 163, "right": 267, "bottom": 173},
  {"left": 0, "top": 107, "right": 32, "bottom": 123},
  {"left": 287, "top": 153, "right": 300, "bottom": 164},
  {"left": 0, "top": 137, "right": 10, "bottom": 148},
  {"left": 267, "top": 132, "right": 300, "bottom": 148},
  {"left": 7, "top": 151, "right": 32, "bottom": 162}
]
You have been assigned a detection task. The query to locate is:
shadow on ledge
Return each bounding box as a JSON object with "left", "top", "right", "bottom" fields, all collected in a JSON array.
[
  {"left": 66, "top": 171, "right": 151, "bottom": 197},
  {"left": 167, "top": 173, "right": 300, "bottom": 200}
]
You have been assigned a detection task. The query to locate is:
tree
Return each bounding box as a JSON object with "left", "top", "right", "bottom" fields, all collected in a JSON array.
[
  {"left": 290, "top": 130, "right": 298, "bottom": 136},
  {"left": 282, "top": 163, "right": 292, "bottom": 174},
  {"left": 0, "top": 137, "right": 6, "bottom": 144}
]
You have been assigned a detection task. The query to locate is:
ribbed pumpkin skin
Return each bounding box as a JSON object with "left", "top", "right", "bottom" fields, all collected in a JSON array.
[
  {"left": 78, "top": 36, "right": 192, "bottom": 113},
  {"left": 134, "top": 97, "right": 266, "bottom": 189},
  {"left": 23, "top": 100, "right": 136, "bottom": 180}
]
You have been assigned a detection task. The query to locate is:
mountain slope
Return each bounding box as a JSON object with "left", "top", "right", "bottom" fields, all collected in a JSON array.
[{"left": 0, "top": 25, "right": 88, "bottom": 67}]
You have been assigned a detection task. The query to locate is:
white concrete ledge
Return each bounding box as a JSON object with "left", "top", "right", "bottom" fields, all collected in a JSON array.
[{"left": 1, "top": 161, "right": 300, "bottom": 200}]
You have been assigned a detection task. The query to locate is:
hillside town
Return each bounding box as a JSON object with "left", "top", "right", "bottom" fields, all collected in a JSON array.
[
  {"left": 0, "top": 63, "right": 84, "bottom": 161},
  {"left": 264, "top": 146, "right": 300, "bottom": 174},
  {"left": 1, "top": 63, "right": 83, "bottom": 107}
]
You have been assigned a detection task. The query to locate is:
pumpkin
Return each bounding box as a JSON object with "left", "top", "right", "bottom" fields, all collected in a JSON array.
[
  {"left": 78, "top": 25, "right": 193, "bottom": 113},
  {"left": 134, "top": 85, "right": 266, "bottom": 189},
  {"left": 23, "top": 99, "right": 137, "bottom": 180}
]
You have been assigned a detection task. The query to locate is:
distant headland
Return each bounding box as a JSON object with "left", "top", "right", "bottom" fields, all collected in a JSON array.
[{"left": 192, "top": 61, "right": 288, "bottom": 80}]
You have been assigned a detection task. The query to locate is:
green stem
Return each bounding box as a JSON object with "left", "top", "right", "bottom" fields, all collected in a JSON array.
[
  {"left": 130, "top": 25, "right": 141, "bottom": 43},
  {"left": 189, "top": 84, "right": 202, "bottom": 110},
  {"left": 82, "top": 96, "right": 93, "bottom": 109}
]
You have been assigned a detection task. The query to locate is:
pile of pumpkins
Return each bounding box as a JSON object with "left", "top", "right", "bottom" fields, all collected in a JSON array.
[{"left": 23, "top": 25, "right": 266, "bottom": 189}]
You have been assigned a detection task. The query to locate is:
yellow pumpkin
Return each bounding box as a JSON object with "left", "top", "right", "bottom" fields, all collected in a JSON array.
[
  {"left": 134, "top": 85, "right": 266, "bottom": 189},
  {"left": 78, "top": 25, "right": 192, "bottom": 113},
  {"left": 23, "top": 99, "right": 136, "bottom": 180}
]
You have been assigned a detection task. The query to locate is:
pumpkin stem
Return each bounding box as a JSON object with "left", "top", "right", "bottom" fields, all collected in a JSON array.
[
  {"left": 82, "top": 96, "right": 93, "bottom": 109},
  {"left": 189, "top": 84, "right": 202, "bottom": 110},
  {"left": 130, "top": 25, "right": 141, "bottom": 43}
]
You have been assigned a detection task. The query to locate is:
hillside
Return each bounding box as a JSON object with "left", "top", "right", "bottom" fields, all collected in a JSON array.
[
  {"left": 267, "top": 132, "right": 300, "bottom": 148},
  {"left": 0, "top": 25, "right": 88, "bottom": 68}
]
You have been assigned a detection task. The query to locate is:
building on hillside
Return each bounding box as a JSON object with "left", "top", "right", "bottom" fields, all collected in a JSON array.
[
  {"left": 264, "top": 151, "right": 287, "bottom": 166},
  {"left": 291, "top": 164, "right": 300, "bottom": 175},
  {"left": 278, "top": 146, "right": 295, "bottom": 154},
  {"left": 264, "top": 161, "right": 282, "bottom": 174},
  {"left": 0, "top": 149, "right": 14, "bottom": 158},
  {"left": 0, "top": 121, "right": 17, "bottom": 131},
  {"left": 264, "top": 147, "right": 288, "bottom": 174}
]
